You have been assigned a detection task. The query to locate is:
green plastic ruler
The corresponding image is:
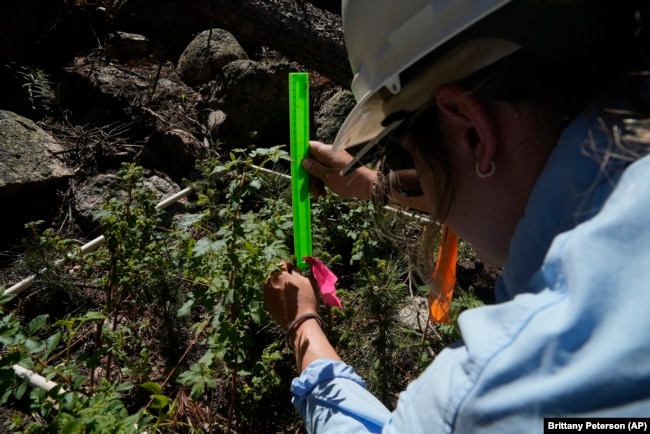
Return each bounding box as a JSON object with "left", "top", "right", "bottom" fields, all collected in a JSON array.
[{"left": 289, "top": 72, "right": 312, "bottom": 270}]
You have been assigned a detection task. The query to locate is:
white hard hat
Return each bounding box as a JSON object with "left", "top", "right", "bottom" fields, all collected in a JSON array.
[{"left": 333, "top": 0, "right": 619, "bottom": 153}]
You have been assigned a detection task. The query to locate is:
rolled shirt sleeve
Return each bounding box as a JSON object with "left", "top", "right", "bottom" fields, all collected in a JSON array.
[{"left": 292, "top": 359, "right": 391, "bottom": 433}]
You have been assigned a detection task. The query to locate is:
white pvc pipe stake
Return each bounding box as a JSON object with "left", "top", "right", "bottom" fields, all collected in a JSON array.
[
  {"left": 4, "top": 187, "right": 193, "bottom": 297},
  {"left": 12, "top": 364, "right": 64, "bottom": 393}
]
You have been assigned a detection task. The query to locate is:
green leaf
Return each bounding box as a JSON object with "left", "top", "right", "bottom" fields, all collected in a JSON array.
[
  {"left": 60, "top": 418, "right": 85, "bottom": 434},
  {"left": 115, "top": 381, "right": 134, "bottom": 392},
  {"left": 177, "top": 213, "right": 204, "bottom": 228},
  {"left": 28, "top": 314, "right": 48, "bottom": 334},
  {"left": 24, "top": 337, "right": 44, "bottom": 354},
  {"left": 80, "top": 311, "right": 105, "bottom": 323},
  {"left": 0, "top": 289, "right": 16, "bottom": 306},
  {"left": 249, "top": 306, "right": 262, "bottom": 325},
  {"left": 210, "top": 165, "right": 228, "bottom": 177},
  {"left": 14, "top": 379, "right": 27, "bottom": 400},
  {"left": 140, "top": 381, "right": 162, "bottom": 395},
  {"left": 198, "top": 350, "right": 214, "bottom": 366},
  {"left": 192, "top": 237, "right": 215, "bottom": 257},
  {"left": 189, "top": 380, "right": 205, "bottom": 399},
  {"left": 177, "top": 299, "right": 194, "bottom": 317},
  {"left": 150, "top": 393, "right": 169, "bottom": 410},
  {"left": 45, "top": 331, "right": 62, "bottom": 356}
]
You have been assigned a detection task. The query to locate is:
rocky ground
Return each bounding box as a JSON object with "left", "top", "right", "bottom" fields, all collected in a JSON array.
[{"left": 1, "top": 29, "right": 346, "bottom": 251}]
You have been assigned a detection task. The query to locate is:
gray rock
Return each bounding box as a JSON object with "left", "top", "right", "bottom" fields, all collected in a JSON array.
[
  {"left": 74, "top": 172, "right": 185, "bottom": 230},
  {"left": 205, "top": 110, "right": 228, "bottom": 139},
  {"left": 74, "top": 173, "right": 121, "bottom": 226},
  {"left": 177, "top": 29, "right": 248, "bottom": 87},
  {"left": 209, "top": 59, "right": 297, "bottom": 144},
  {"left": 105, "top": 31, "right": 164, "bottom": 62},
  {"left": 399, "top": 296, "right": 431, "bottom": 333},
  {"left": 139, "top": 129, "right": 208, "bottom": 177},
  {"left": 0, "top": 110, "right": 71, "bottom": 198},
  {"left": 314, "top": 89, "right": 355, "bottom": 143}
]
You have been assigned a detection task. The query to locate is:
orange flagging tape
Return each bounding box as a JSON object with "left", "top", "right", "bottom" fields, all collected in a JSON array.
[{"left": 429, "top": 225, "right": 458, "bottom": 323}]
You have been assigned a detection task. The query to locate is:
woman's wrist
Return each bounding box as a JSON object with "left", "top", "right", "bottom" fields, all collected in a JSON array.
[
  {"left": 286, "top": 313, "right": 324, "bottom": 350},
  {"left": 289, "top": 317, "right": 323, "bottom": 350},
  {"left": 288, "top": 315, "right": 341, "bottom": 372},
  {"left": 357, "top": 167, "right": 380, "bottom": 200}
]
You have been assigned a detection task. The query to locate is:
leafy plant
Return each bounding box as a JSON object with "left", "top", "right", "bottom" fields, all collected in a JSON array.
[
  {"left": 15, "top": 65, "right": 54, "bottom": 112},
  {"left": 177, "top": 146, "right": 294, "bottom": 431},
  {"left": 0, "top": 144, "right": 490, "bottom": 432},
  {"left": 0, "top": 290, "right": 41, "bottom": 406},
  {"left": 2, "top": 164, "right": 192, "bottom": 432}
]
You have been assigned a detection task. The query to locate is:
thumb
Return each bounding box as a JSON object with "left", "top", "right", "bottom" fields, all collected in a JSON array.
[{"left": 302, "top": 157, "right": 337, "bottom": 180}]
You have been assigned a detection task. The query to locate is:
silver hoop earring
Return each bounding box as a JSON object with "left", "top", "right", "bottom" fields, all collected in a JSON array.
[{"left": 476, "top": 161, "right": 496, "bottom": 178}]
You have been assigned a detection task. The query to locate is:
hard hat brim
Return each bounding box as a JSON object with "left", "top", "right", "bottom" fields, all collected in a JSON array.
[
  {"left": 332, "top": 88, "right": 386, "bottom": 152},
  {"left": 333, "top": 38, "right": 521, "bottom": 155}
]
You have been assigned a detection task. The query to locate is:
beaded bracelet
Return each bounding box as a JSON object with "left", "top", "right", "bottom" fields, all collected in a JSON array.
[
  {"left": 371, "top": 170, "right": 390, "bottom": 207},
  {"left": 285, "top": 313, "right": 324, "bottom": 351}
]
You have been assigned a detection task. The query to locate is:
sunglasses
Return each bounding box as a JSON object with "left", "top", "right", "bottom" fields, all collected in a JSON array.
[
  {"left": 378, "top": 134, "right": 424, "bottom": 198},
  {"left": 339, "top": 101, "right": 442, "bottom": 199}
]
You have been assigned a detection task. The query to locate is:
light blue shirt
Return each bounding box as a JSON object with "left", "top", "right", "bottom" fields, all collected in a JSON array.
[{"left": 291, "top": 95, "right": 650, "bottom": 433}]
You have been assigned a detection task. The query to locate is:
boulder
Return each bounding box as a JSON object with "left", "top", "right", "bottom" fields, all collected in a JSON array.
[
  {"left": 177, "top": 29, "right": 248, "bottom": 87},
  {"left": 138, "top": 129, "right": 208, "bottom": 178},
  {"left": 207, "top": 59, "right": 298, "bottom": 145},
  {"left": 0, "top": 110, "right": 71, "bottom": 198},
  {"left": 0, "top": 110, "right": 72, "bottom": 249},
  {"left": 74, "top": 171, "right": 185, "bottom": 231},
  {"left": 105, "top": 31, "right": 165, "bottom": 63},
  {"left": 314, "top": 89, "right": 355, "bottom": 143}
]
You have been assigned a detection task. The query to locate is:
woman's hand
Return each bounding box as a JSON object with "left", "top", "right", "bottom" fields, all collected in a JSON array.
[
  {"left": 263, "top": 261, "right": 320, "bottom": 330},
  {"left": 302, "top": 141, "right": 377, "bottom": 201},
  {"left": 263, "top": 261, "right": 341, "bottom": 371}
]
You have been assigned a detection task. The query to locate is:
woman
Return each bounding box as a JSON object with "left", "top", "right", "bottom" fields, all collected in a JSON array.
[{"left": 264, "top": 0, "right": 650, "bottom": 432}]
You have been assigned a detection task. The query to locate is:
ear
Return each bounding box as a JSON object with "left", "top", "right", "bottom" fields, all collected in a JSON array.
[{"left": 435, "top": 84, "right": 498, "bottom": 174}]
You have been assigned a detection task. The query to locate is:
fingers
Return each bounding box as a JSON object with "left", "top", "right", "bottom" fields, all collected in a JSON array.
[
  {"left": 263, "top": 260, "right": 321, "bottom": 330},
  {"left": 303, "top": 143, "right": 335, "bottom": 199},
  {"left": 302, "top": 153, "right": 338, "bottom": 180},
  {"left": 265, "top": 261, "right": 308, "bottom": 291},
  {"left": 278, "top": 260, "right": 293, "bottom": 273},
  {"left": 307, "top": 140, "right": 332, "bottom": 160},
  {"left": 302, "top": 141, "right": 355, "bottom": 199},
  {"left": 303, "top": 157, "right": 335, "bottom": 198},
  {"left": 306, "top": 141, "right": 354, "bottom": 170},
  {"left": 267, "top": 261, "right": 293, "bottom": 283}
]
